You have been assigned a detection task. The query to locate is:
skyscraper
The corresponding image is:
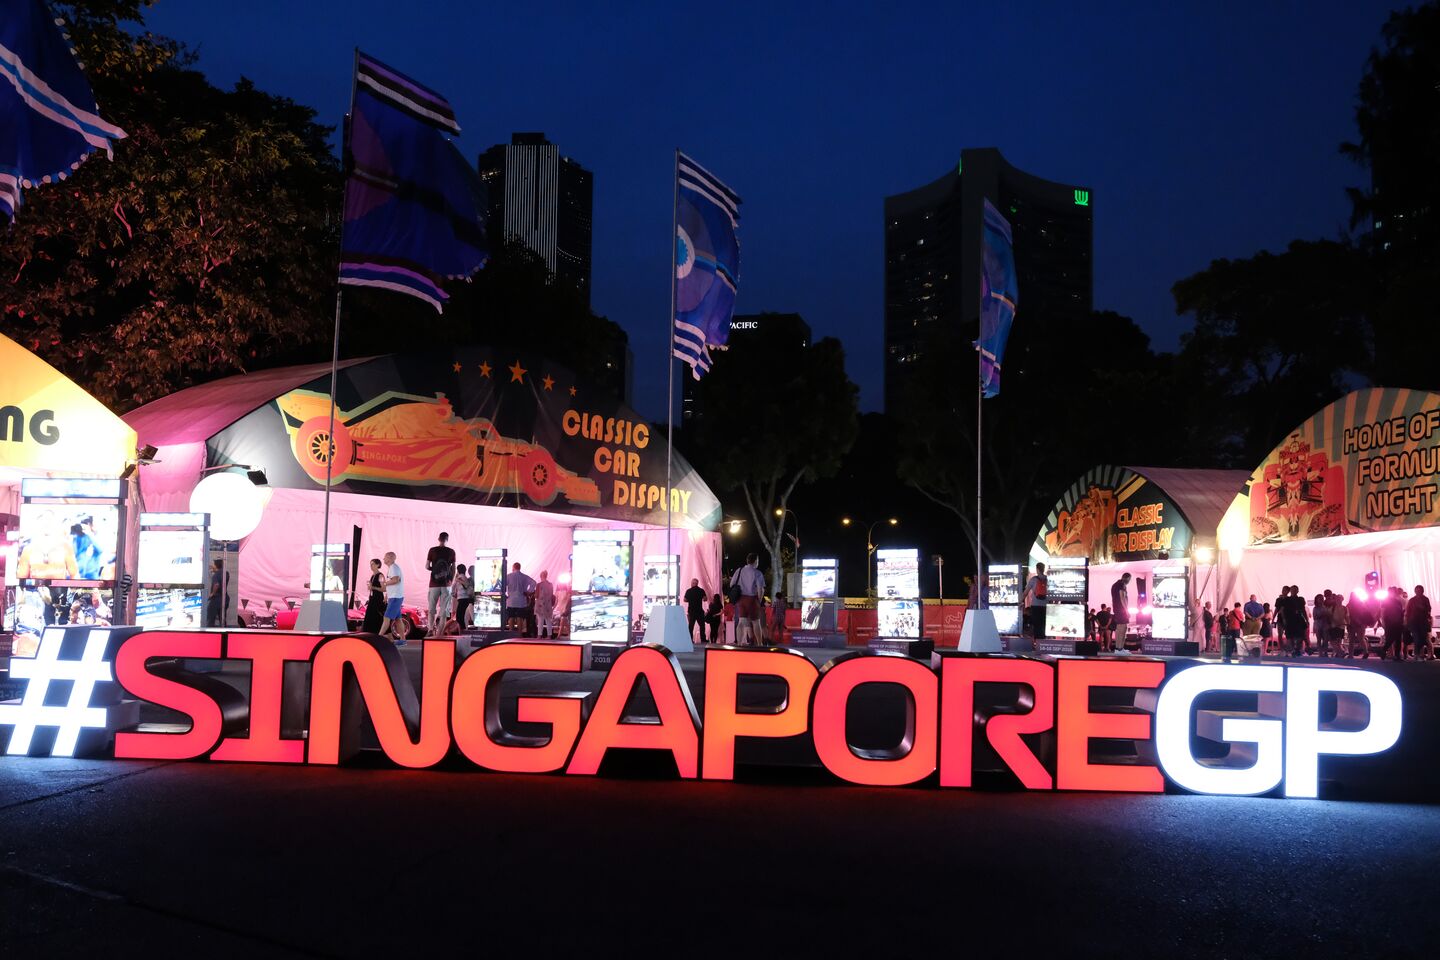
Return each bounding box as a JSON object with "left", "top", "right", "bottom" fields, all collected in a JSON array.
[
  {"left": 476, "top": 133, "right": 593, "bottom": 303},
  {"left": 680, "top": 312, "right": 812, "bottom": 428},
  {"left": 883, "top": 148, "right": 1092, "bottom": 412}
]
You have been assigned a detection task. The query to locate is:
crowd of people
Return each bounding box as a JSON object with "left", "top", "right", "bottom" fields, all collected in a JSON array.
[{"left": 1197, "top": 585, "right": 1435, "bottom": 662}]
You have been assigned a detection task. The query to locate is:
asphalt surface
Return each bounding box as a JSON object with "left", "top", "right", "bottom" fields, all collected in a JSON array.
[{"left": 3, "top": 755, "right": 1439, "bottom": 959}]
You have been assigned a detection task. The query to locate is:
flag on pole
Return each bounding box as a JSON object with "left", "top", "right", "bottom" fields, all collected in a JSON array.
[
  {"left": 977, "top": 198, "right": 1018, "bottom": 398},
  {"left": 0, "top": 0, "right": 126, "bottom": 222},
  {"left": 672, "top": 152, "right": 741, "bottom": 379},
  {"left": 338, "top": 52, "right": 487, "bottom": 311}
]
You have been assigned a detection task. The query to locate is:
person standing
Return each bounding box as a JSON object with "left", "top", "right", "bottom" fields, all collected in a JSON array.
[
  {"left": 534, "top": 570, "right": 556, "bottom": 638},
  {"left": 1023, "top": 562, "right": 1048, "bottom": 640},
  {"left": 1096, "top": 604, "right": 1114, "bottom": 651},
  {"left": 1311, "top": 594, "right": 1331, "bottom": 658},
  {"left": 381, "top": 551, "right": 406, "bottom": 645},
  {"left": 1221, "top": 602, "right": 1243, "bottom": 662},
  {"left": 1381, "top": 586, "right": 1406, "bottom": 660},
  {"left": 451, "top": 563, "right": 474, "bottom": 630},
  {"left": 206, "top": 558, "right": 228, "bottom": 628},
  {"left": 1406, "top": 585, "right": 1433, "bottom": 661},
  {"left": 1201, "top": 601, "right": 1216, "bottom": 653},
  {"left": 1260, "top": 602, "right": 1274, "bottom": 651},
  {"left": 504, "top": 562, "right": 537, "bottom": 634},
  {"left": 425, "top": 532, "right": 457, "bottom": 637},
  {"left": 730, "top": 553, "right": 766, "bottom": 646},
  {"left": 1110, "top": 573, "right": 1132, "bottom": 650},
  {"left": 1329, "top": 593, "right": 1350, "bottom": 658},
  {"left": 361, "top": 558, "right": 386, "bottom": 633},
  {"left": 1242, "top": 594, "right": 1264, "bottom": 635},
  {"left": 705, "top": 593, "right": 723, "bottom": 644},
  {"left": 770, "top": 589, "right": 789, "bottom": 645},
  {"left": 683, "top": 577, "right": 708, "bottom": 644}
]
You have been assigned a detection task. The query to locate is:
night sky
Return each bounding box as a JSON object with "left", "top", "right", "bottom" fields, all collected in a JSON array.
[{"left": 143, "top": 0, "right": 1396, "bottom": 419}]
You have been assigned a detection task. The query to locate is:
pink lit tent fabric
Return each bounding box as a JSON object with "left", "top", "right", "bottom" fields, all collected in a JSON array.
[{"left": 122, "top": 358, "right": 722, "bottom": 620}]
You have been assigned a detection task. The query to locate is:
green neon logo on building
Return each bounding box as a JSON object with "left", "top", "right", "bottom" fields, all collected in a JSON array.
[{"left": 1074, "top": 189, "right": 1090, "bottom": 207}]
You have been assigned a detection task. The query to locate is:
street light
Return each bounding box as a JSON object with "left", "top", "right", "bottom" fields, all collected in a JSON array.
[
  {"left": 727, "top": 519, "right": 743, "bottom": 535},
  {"left": 841, "top": 516, "right": 898, "bottom": 597}
]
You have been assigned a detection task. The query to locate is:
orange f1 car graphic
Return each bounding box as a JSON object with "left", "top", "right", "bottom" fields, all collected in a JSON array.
[{"left": 276, "top": 389, "right": 601, "bottom": 508}]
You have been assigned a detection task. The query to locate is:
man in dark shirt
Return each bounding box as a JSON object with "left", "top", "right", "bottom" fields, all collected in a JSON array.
[
  {"left": 1110, "top": 574, "right": 1132, "bottom": 649},
  {"left": 207, "top": 559, "right": 228, "bottom": 627},
  {"left": 1406, "top": 585, "right": 1433, "bottom": 660},
  {"left": 1381, "top": 587, "right": 1407, "bottom": 660},
  {"left": 683, "top": 578, "right": 708, "bottom": 644},
  {"left": 425, "top": 532, "right": 457, "bottom": 637}
]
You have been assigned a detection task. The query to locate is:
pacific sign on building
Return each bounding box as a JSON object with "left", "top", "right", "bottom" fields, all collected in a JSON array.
[{"left": 0, "top": 627, "right": 1404, "bottom": 800}]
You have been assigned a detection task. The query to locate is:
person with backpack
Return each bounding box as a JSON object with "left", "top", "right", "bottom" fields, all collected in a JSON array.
[
  {"left": 730, "top": 554, "right": 766, "bottom": 646},
  {"left": 1221, "top": 602, "right": 1243, "bottom": 662},
  {"left": 425, "top": 532, "right": 457, "bottom": 637},
  {"left": 1023, "top": 562, "right": 1048, "bottom": 639}
]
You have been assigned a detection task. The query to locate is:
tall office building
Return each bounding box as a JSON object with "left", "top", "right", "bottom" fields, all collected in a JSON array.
[
  {"left": 883, "top": 147, "right": 1092, "bottom": 413},
  {"left": 681, "top": 312, "right": 812, "bottom": 428},
  {"left": 476, "top": 133, "right": 593, "bottom": 303}
]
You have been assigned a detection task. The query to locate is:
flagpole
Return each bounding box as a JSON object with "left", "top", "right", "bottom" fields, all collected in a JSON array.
[
  {"left": 320, "top": 48, "right": 360, "bottom": 621},
  {"left": 976, "top": 339, "right": 983, "bottom": 602},
  {"left": 665, "top": 148, "right": 679, "bottom": 604}
]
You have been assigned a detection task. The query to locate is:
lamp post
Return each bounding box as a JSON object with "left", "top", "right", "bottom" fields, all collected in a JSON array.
[
  {"left": 773, "top": 507, "right": 800, "bottom": 593},
  {"left": 842, "top": 516, "right": 898, "bottom": 597}
]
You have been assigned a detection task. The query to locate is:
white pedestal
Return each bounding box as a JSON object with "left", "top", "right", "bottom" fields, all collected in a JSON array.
[
  {"left": 642, "top": 603, "right": 694, "bottom": 653},
  {"left": 959, "top": 608, "right": 1002, "bottom": 653},
  {"left": 295, "top": 599, "right": 348, "bottom": 632}
]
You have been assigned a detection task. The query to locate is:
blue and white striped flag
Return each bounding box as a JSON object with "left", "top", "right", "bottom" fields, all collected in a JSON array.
[
  {"left": 672, "top": 152, "right": 741, "bottom": 379},
  {"left": 338, "top": 52, "right": 488, "bottom": 311},
  {"left": 0, "top": 0, "right": 126, "bottom": 222},
  {"left": 977, "top": 198, "right": 1018, "bottom": 398}
]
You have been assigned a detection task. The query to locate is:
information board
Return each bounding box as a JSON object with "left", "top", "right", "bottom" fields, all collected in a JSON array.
[
  {"left": 137, "top": 513, "right": 207, "bottom": 587},
  {"left": 875, "top": 548, "right": 920, "bottom": 600},
  {"left": 986, "top": 564, "right": 1021, "bottom": 607},
  {"left": 1044, "top": 556, "right": 1089, "bottom": 605},
  {"left": 1151, "top": 564, "right": 1190, "bottom": 641}
]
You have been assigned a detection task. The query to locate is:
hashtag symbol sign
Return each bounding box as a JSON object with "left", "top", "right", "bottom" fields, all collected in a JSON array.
[{"left": 0, "top": 627, "right": 114, "bottom": 757}]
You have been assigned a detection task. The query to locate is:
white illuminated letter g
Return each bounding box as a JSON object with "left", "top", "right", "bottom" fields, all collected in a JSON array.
[
  {"left": 1284, "top": 667, "right": 1403, "bottom": 799},
  {"left": 1156, "top": 664, "right": 1285, "bottom": 796}
]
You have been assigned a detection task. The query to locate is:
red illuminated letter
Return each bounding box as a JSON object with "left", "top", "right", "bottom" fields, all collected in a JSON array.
[
  {"left": 308, "top": 637, "right": 453, "bottom": 767},
  {"left": 211, "top": 632, "right": 324, "bottom": 764},
  {"left": 566, "top": 645, "right": 700, "bottom": 778},
  {"left": 451, "top": 641, "right": 586, "bottom": 773},
  {"left": 1055, "top": 659, "right": 1164, "bottom": 793},
  {"left": 811, "top": 654, "right": 938, "bottom": 786},
  {"left": 701, "top": 648, "right": 818, "bottom": 781},
  {"left": 939, "top": 657, "right": 1054, "bottom": 789},
  {"left": 114, "top": 631, "right": 225, "bottom": 760}
]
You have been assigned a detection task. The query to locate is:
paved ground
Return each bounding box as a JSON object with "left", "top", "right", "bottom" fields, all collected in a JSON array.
[{"left": 2, "top": 755, "right": 1438, "bottom": 959}]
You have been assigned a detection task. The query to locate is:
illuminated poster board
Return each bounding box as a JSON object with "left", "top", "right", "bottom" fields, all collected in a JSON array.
[
  {"left": 137, "top": 513, "right": 208, "bottom": 587},
  {"left": 309, "top": 543, "right": 350, "bottom": 602},
  {"left": 1046, "top": 603, "right": 1086, "bottom": 639},
  {"left": 876, "top": 599, "right": 921, "bottom": 638},
  {"left": 570, "top": 593, "right": 630, "bottom": 644},
  {"left": 875, "top": 548, "right": 920, "bottom": 599},
  {"left": 1044, "top": 556, "right": 1088, "bottom": 604},
  {"left": 1152, "top": 564, "right": 1189, "bottom": 641},
  {"left": 986, "top": 564, "right": 1020, "bottom": 607},
  {"left": 642, "top": 554, "right": 679, "bottom": 599},
  {"left": 800, "top": 557, "right": 838, "bottom": 632},
  {"left": 572, "top": 530, "right": 632, "bottom": 594},
  {"left": 17, "top": 503, "right": 120, "bottom": 584},
  {"left": 471, "top": 548, "right": 506, "bottom": 628},
  {"left": 991, "top": 604, "right": 1021, "bottom": 637},
  {"left": 134, "top": 587, "right": 204, "bottom": 628}
]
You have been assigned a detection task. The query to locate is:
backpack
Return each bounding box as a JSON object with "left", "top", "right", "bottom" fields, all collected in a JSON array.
[
  {"left": 1034, "top": 576, "right": 1047, "bottom": 600},
  {"left": 431, "top": 555, "right": 455, "bottom": 584},
  {"left": 726, "top": 580, "right": 743, "bottom": 605}
]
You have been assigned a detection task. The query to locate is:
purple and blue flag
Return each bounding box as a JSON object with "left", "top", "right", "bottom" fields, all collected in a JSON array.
[
  {"left": 338, "top": 52, "right": 487, "bottom": 311},
  {"left": 672, "top": 152, "right": 741, "bottom": 379},
  {"left": 0, "top": 0, "right": 125, "bottom": 222},
  {"left": 977, "top": 198, "right": 1018, "bottom": 398}
]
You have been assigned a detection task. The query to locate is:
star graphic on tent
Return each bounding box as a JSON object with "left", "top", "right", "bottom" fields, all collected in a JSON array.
[
  {"left": 478, "top": 361, "right": 492, "bottom": 378},
  {"left": 569, "top": 386, "right": 577, "bottom": 397},
  {"left": 508, "top": 360, "right": 527, "bottom": 383},
  {"left": 452, "top": 362, "right": 462, "bottom": 373},
  {"left": 542, "top": 375, "right": 555, "bottom": 392}
]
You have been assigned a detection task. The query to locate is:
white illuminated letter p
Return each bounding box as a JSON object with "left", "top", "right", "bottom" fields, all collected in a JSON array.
[{"left": 1284, "top": 667, "right": 1403, "bottom": 799}]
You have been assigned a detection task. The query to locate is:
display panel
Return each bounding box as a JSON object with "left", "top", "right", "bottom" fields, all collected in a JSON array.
[
  {"left": 1151, "top": 608, "right": 1188, "bottom": 641},
  {"left": 642, "top": 554, "right": 679, "bottom": 599},
  {"left": 801, "top": 558, "right": 837, "bottom": 599},
  {"left": 16, "top": 503, "right": 120, "bottom": 583},
  {"left": 987, "top": 564, "right": 1021, "bottom": 607},
  {"left": 1045, "top": 603, "right": 1086, "bottom": 639},
  {"left": 1151, "top": 564, "right": 1189, "bottom": 640},
  {"left": 137, "top": 514, "right": 208, "bottom": 587},
  {"left": 3, "top": 586, "right": 46, "bottom": 657},
  {"left": 800, "top": 599, "right": 836, "bottom": 631},
  {"left": 20, "top": 477, "right": 123, "bottom": 499},
  {"left": 572, "top": 534, "right": 631, "bottom": 594},
  {"left": 569, "top": 593, "right": 630, "bottom": 644},
  {"left": 134, "top": 587, "right": 204, "bottom": 629},
  {"left": 992, "top": 604, "right": 1022, "bottom": 636},
  {"left": 875, "top": 548, "right": 920, "bottom": 599},
  {"left": 309, "top": 543, "right": 349, "bottom": 601},
  {"left": 1044, "top": 557, "right": 1088, "bottom": 604},
  {"left": 469, "top": 595, "right": 503, "bottom": 629},
  {"left": 876, "top": 599, "right": 921, "bottom": 638},
  {"left": 472, "top": 549, "right": 506, "bottom": 595}
]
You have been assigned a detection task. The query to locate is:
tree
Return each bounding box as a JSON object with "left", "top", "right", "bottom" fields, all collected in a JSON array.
[
  {"left": 1340, "top": 2, "right": 1440, "bottom": 385},
  {"left": 897, "top": 311, "right": 1177, "bottom": 582},
  {"left": 1171, "top": 240, "right": 1371, "bottom": 464},
  {"left": 686, "top": 333, "right": 859, "bottom": 593},
  {"left": 1, "top": 1, "right": 341, "bottom": 411}
]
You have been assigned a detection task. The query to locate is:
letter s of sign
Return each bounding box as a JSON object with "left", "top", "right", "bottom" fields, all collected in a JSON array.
[{"left": 30, "top": 409, "right": 59, "bottom": 445}]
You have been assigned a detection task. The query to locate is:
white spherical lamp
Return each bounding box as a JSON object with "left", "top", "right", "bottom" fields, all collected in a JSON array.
[{"left": 190, "top": 471, "right": 266, "bottom": 541}]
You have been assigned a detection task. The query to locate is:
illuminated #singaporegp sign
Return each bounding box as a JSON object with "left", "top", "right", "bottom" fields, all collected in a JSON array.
[{"left": 0, "top": 630, "right": 1404, "bottom": 799}]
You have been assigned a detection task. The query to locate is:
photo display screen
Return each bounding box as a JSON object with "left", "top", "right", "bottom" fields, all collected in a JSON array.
[
  {"left": 875, "top": 549, "right": 920, "bottom": 600},
  {"left": 572, "top": 534, "right": 631, "bottom": 594},
  {"left": 800, "top": 598, "right": 836, "bottom": 631},
  {"left": 309, "top": 544, "right": 349, "bottom": 601},
  {"left": 1044, "top": 557, "right": 1088, "bottom": 605},
  {"left": 469, "top": 595, "right": 503, "bottom": 629},
  {"left": 1151, "top": 566, "right": 1189, "bottom": 639},
  {"left": 17, "top": 503, "right": 120, "bottom": 583},
  {"left": 876, "top": 598, "right": 921, "bottom": 638},
  {"left": 570, "top": 593, "right": 630, "bottom": 644},
  {"left": 992, "top": 604, "right": 1021, "bottom": 636},
  {"left": 137, "top": 515, "right": 207, "bottom": 587},
  {"left": 135, "top": 587, "right": 204, "bottom": 629},
  {"left": 801, "top": 559, "right": 837, "bottom": 599},
  {"left": 1045, "top": 603, "right": 1086, "bottom": 639},
  {"left": 987, "top": 565, "right": 1020, "bottom": 607},
  {"left": 642, "top": 555, "right": 678, "bottom": 598},
  {"left": 473, "top": 550, "right": 506, "bottom": 595}
]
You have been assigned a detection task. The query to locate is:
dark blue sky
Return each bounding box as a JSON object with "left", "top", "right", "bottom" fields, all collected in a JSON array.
[{"left": 144, "top": 0, "right": 1395, "bottom": 419}]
